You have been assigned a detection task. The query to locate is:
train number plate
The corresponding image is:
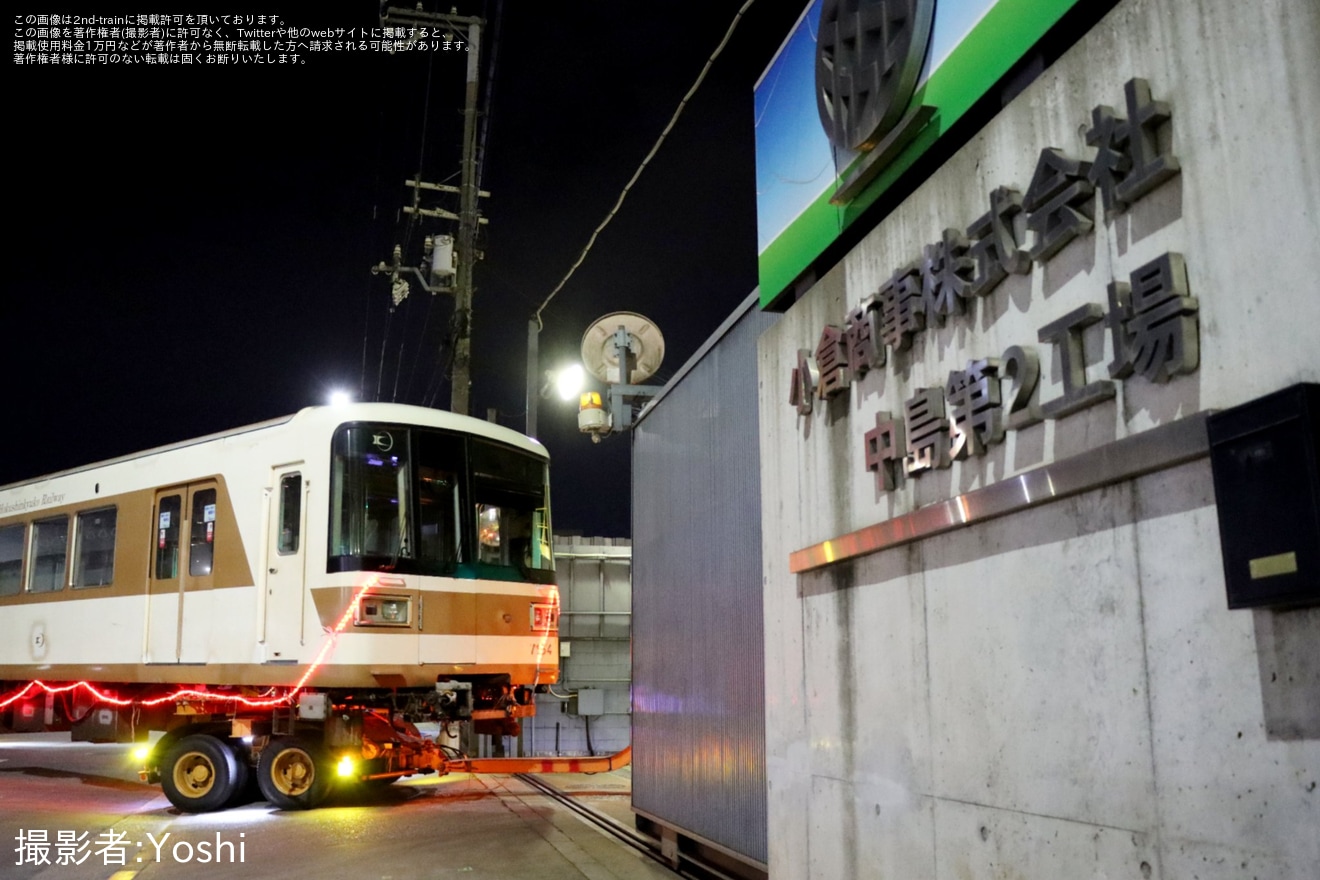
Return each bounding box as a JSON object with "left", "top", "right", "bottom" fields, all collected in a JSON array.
[{"left": 530, "top": 603, "right": 559, "bottom": 632}]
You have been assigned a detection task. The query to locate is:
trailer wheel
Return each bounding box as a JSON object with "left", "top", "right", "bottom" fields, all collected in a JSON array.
[
  {"left": 257, "top": 738, "right": 329, "bottom": 810},
  {"left": 160, "top": 734, "right": 242, "bottom": 813}
]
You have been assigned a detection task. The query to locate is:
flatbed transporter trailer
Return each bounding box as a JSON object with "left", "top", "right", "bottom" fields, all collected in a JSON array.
[
  {"left": 0, "top": 403, "right": 631, "bottom": 811},
  {"left": 2, "top": 678, "right": 633, "bottom": 812}
]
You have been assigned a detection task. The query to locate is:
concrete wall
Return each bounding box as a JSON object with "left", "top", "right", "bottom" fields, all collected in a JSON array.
[{"left": 758, "top": 0, "right": 1319, "bottom": 877}]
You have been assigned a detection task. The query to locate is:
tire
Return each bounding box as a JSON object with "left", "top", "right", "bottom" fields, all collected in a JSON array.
[
  {"left": 224, "top": 741, "right": 254, "bottom": 808},
  {"left": 257, "top": 738, "right": 329, "bottom": 810},
  {"left": 160, "top": 734, "right": 242, "bottom": 813}
]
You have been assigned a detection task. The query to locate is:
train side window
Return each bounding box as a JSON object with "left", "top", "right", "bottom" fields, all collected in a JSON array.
[
  {"left": 278, "top": 474, "right": 301, "bottom": 554},
  {"left": 189, "top": 489, "right": 218, "bottom": 577},
  {"left": 27, "top": 516, "right": 69, "bottom": 593},
  {"left": 156, "top": 495, "right": 182, "bottom": 579},
  {"left": 73, "top": 507, "right": 117, "bottom": 589},
  {"left": 0, "top": 523, "right": 24, "bottom": 596}
]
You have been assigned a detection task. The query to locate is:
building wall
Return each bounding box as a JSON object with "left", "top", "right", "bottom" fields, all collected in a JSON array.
[
  {"left": 525, "top": 538, "right": 632, "bottom": 758},
  {"left": 633, "top": 297, "right": 780, "bottom": 868},
  {"left": 758, "top": 1, "right": 1319, "bottom": 878}
]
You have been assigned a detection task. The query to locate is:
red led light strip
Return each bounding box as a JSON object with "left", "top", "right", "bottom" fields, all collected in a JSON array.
[{"left": 0, "top": 579, "right": 377, "bottom": 712}]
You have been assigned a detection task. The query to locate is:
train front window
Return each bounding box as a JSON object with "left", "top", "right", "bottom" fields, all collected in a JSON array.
[
  {"left": 418, "top": 466, "right": 460, "bottom": 564},
  {"left": 329, "top": 424, "right": 552, "bottom": 579},
  {"left": 415, "top": 430, "right": 464, "bottom": 571},
  {"left": 470, "top": 440, "right": 553, "bottom": 574},
  {"left": 330, "top": 426, "right": 417, "bottom": 568}
]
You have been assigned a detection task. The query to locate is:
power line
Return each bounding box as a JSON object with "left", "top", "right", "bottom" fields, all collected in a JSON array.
[{"left": 533, "top": 0, "right": 758, "bottom": 326}]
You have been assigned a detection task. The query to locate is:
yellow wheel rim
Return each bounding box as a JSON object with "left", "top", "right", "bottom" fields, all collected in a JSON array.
[
  {"left": 270, "top": 748, "right": 316, "bottom": 797},
  {"left": 172, "top": 750, "right": 217, "bottom": 799}
]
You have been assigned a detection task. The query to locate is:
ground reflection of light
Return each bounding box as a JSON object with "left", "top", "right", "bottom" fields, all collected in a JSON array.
[
  {"left": 391, "top": 772, "right": 478, "bottom": 790},
  {"left": 170, "top": 808, "right": 275, "bottom": 827}
]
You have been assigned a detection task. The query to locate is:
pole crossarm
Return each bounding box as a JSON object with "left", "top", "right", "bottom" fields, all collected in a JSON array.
[
  {"left": 381, "top": 8, "right": 481, "bottom": 29},
  {"left": 403, "top": 205, "right": 489, "bottom": 224},
  {"left": 405, "top": 178, "right": 490, "bottom": 199}
]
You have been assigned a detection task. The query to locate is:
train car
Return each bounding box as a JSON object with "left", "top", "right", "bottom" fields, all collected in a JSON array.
[{"left": 0, "top": 403, "right": 562, "bottom": 810}]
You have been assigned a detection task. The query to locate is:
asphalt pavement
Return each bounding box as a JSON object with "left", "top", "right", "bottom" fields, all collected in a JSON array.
[{"left": 0, "top": 732, "right": 674, "bottom": 880}]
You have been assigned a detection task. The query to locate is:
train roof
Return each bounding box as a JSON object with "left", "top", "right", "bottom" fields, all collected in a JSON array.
[{"left": 0, "top": 403, "right": 548, "bottom": 491}]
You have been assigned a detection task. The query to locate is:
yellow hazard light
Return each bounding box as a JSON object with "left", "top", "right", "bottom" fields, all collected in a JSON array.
[
  {"left": 579, "top": 391, "right": 603, "bottom": 410},
  {"left": 337, "top": 755, "right": 357, "bottom": 778},
  {"left": 133, "top": 746, "right": 151, "bottom": 762}
]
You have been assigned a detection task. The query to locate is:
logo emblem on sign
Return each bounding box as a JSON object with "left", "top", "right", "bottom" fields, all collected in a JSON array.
[
  {"left": 371, "top": 432, "right": 394, "bottom": 453},
  {"left": 816, "top": 0, "right": 936, "bottom": 151}
]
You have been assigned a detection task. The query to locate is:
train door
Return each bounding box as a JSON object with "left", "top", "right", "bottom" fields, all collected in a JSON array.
[
  {"left": 262, "top": 467, "right": 306, "bottom": 662},
  {"left": 146, "top": 482, "right": 218, "bottom": 664}
]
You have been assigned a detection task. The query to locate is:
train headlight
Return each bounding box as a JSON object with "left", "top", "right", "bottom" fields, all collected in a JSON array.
[{"left": 354, "top": 595, "right": 412, "bottom": 627}]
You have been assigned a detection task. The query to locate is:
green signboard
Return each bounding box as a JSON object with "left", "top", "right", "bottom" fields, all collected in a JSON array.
[{"left": 755, "top": 0, "right": 1085, "bottom": 308}]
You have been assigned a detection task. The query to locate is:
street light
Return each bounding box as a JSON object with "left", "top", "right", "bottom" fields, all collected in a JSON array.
[
  {"left": 525, "top": 313, "right": 664, "bottom": 441},
  {"left": 555, "top": 364, "right": 586, "bottom": 401}
]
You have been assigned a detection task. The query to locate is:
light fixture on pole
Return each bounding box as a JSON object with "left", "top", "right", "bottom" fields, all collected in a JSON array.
[
  {"left": 555, "top": 364, "right": 586, "bottom": 401},
  {"left": 575, "top": 312, "right": 666, "bottom": 442}
]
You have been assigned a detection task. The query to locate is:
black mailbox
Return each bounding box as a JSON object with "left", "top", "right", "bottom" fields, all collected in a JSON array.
[{"left": 1207, "top": 383, "right": 1320, "bottom": 609}]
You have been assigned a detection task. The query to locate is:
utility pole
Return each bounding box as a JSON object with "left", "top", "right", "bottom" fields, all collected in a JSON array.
[{"left": 383, "top": 5, "right": 483, "bottom": 416}]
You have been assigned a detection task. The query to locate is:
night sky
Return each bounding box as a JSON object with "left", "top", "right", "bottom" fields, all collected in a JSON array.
[{"left": 7, "top": 1, "right": 813, "bottom": 537}]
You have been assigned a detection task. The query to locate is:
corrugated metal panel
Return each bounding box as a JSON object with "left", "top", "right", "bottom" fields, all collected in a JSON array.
[{"left": 631, "top": 296, "right": 778, "bottom": 865}]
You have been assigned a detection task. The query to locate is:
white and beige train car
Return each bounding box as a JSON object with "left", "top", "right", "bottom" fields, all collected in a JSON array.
[{"left": 0, "top": 403, "right": 560, "bottom": 704}]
